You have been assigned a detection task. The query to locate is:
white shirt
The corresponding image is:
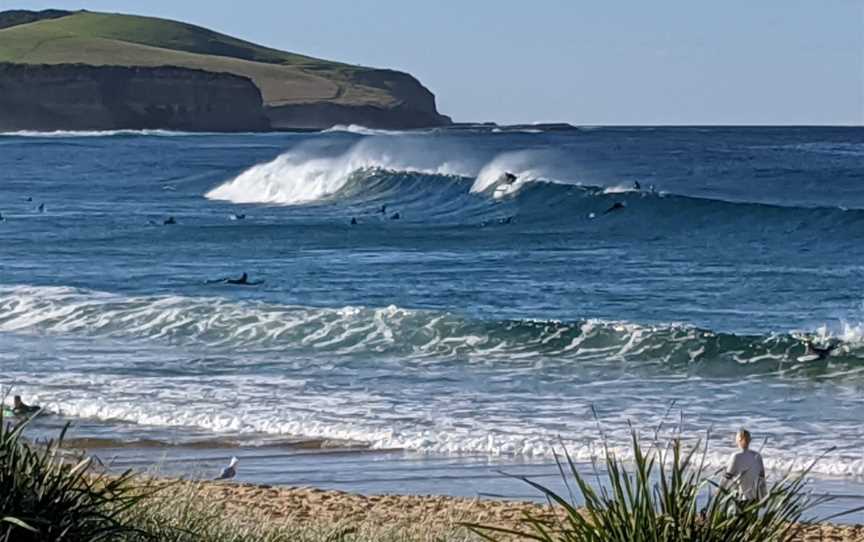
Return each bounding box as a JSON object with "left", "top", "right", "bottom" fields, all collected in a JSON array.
[{"left": 723, "top": 449, "right": 767, "bottom": 501}]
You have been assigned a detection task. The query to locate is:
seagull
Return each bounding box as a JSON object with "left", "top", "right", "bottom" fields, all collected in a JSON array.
[{"left": 214, "top": 456, "right": 238, "bottom": 480}]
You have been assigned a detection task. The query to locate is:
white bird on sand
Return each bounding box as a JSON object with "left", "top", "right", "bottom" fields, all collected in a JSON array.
[{"left": 214, "top": 456, "right": 239, "bottom": 480}]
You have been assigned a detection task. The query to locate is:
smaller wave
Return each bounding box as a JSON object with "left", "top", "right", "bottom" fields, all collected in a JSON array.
[
  {"left": 2, "top": 285, "right": 863, "bottom": 373},
  {"left": 0, "top": 129, "right": 198, "bottom": 138},
  {"left": 491, "top": 128, "right": 543, "bottom": 134},
  {"left": 322, "top": 124, "right": 409, "bottom": 136}
]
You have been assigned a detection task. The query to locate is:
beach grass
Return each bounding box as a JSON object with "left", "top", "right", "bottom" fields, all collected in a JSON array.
[
  {"left": 2, "top": 404, "right": 862, "bottom": 541},
  {"left": 465, "top": 429, "right": 857, "bottom": 542},
  {"left": 0, "top": 406, "right": 149, "bottom": 541}
]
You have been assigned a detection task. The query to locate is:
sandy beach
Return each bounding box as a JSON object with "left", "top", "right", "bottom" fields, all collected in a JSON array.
[{"left": 144, "top": 479, "right": 864, "bottom": 541}]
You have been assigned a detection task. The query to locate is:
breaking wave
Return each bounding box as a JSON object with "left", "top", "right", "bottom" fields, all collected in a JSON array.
[
  {"left": 0, "top": 129, "right": 197, "bottom": 138},
  {"left": 1, "top": 285, "right": 861, "bottom": 372},
  {"left": 205, "top": 142, "right": 864, "bottom": 230}
]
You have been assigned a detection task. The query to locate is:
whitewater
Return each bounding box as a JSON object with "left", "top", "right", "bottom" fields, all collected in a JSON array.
[{"left": 1, "top": 126, "right": 864, "bottom": 491}]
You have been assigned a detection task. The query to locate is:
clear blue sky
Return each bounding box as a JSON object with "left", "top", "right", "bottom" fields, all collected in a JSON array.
[{"left": 4, "top": 0, "right": 863, "bottom": 125}]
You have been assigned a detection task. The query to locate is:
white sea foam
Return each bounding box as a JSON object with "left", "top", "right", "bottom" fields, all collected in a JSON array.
[
  {"left": 4, "top": 375, "right": 864, "bottom": 477},
  {"left": 469, "top": 151, "right": 553, "bottom": 197},
  {"left": 205, "top": 139, "right": 480, "bottom": 205},
  {"left": 205, "top": 138, "right": 565, "bottom": 205},
  {"left": 2, "top": 285, "right": 864, "bottom": 477},
  {"left": 322, "top": 124, "right": 410, "bottom": 136},
  {"left": 0, "top": 129, "right": 196, "bottom": 137}
]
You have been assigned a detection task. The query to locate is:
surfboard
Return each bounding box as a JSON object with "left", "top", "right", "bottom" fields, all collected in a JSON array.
[{"left": 796, "top": 354, "right": 821, "bottom": 363}]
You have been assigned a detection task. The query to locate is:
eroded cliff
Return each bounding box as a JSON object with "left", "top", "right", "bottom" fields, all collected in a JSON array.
[{"left": 0, "top": 62, "right": 269, "bottom": 132}]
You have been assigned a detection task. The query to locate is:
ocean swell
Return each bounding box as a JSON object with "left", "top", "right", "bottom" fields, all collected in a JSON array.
[{"left": 1, "top": 285, "right": 861, "bottom": 373}]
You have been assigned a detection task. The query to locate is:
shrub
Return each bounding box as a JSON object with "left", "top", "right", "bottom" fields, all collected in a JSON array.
[
  {"left": 0, "top": 405, "right": 147, "bottom": 542},
  {"left": 466, "top": 429, "right": 843, "bottom": 542}
]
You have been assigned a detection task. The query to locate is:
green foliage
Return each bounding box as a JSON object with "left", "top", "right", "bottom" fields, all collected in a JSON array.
[
  {"left": 0, "top": 405, "right": 151, "bottom": 542},
  {"left": 466, "top": 429, "right": 838, "bottom": 542}
]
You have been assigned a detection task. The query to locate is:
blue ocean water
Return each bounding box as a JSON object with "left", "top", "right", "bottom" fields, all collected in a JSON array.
[{"left": 1, "top": 125, "right": 863, "bottom": 482}]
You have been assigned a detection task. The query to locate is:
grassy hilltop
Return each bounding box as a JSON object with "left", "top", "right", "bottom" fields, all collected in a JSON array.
[{"left": 0, "top": 10, "right": 449, "bottom": 129}]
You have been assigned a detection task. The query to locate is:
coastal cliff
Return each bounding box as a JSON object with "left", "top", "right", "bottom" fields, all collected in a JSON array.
[
  {"left": 0, "top": 63, "right": 268, "bottom": 132},
  {"left": 0, "top": 10, "right": 451, "bottom": 131}
]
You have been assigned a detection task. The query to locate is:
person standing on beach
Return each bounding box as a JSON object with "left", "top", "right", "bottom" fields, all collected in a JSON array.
[{"left": 721, "top": 428, "right": 767, "bottom": 508}]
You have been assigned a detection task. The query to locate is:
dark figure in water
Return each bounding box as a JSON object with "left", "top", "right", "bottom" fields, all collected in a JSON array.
[
  {"left": 379, "top": 204, "right": 388, "bottom": 214},
  {"left": 603, "top": 202, "right": 626, "bottom": 215},
  {"left": 390, "top": 212, "right": 401, "bottom": 220},
  {"left": 208, "top": 273, "right": 264, "bottom": 286},
  {"left": 12, "top": 395, "right": 40, "bottom": 416},
  {"left": 803, "top": 338, "right": 840, "bottom": 360},
  {"left": 25, "top": 197, "right": 32, "bottom": 202},
  {"left": 230, "top": 213, "right": 246, "bottom": 220},
  {"left": 163, "top": 216, "right": 176, "bottom": 225},
  {"left": 633, "top": 181, "right": 641, "bottom": 190},
  {"left": 498, "top": 216, "right": 514, "bottom": 224},
  {"left": 502, "top": 172, "right": 517, "bottom": 184},
  {"left": 226, "top": 272, "right": 250, "bottom": 285},
  {"left": 0, "top": 212, "right": 4, "bottom": 222},
  {"left": 350, "top": 217, "right": 358, "bottom": 225},
  {"left": 37, "top": 203, "right": 45, "bottom": 213}
]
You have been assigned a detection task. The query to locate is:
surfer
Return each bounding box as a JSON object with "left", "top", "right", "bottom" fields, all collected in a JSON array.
[
  {"left": 37, "top": 203, "right": 45, "bottom": 213},
  {"left": 502, "top": 172, "right": 517, "bottom": 184},
  {"left": 230, "top": 213, "right": 246, "bottom": 220},
  {"left": 227, "top": 272, "right": 249, "bottom": 285},
  {"left": 498, "top": 216, "right": 514, "bottom": 224},
  {"left": 350, "top": 217, "right": 358, "bottom": 225},
  {"left": 12, "top": 395, "right": 40, "bottom": 416},
  {"left": 379, "top": 204, "right": 388, "bottom": 214},
  {"left": 206, "top": 272, "right": 264, "bottom": 286},
  {"left": 633, "top": 180, "right": 641, "bottom": 190},
  {"left": 802, "top": 337, "right": 839, "bottom": 360},
  {"left": 163, "top": 216, "right": 176, "bottom": 225},
  {"left": 603, "top": 202, "right": 626, "bottom": 215},
  {"left": 390, "top": 212, "right": 401, "bottom": 220}
]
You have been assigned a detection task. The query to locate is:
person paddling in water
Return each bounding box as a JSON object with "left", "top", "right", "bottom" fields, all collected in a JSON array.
[
  {"left": 603, "top": 202, "right": 626, "bottom": 215},
  {"left": 721, "top": 428, "right": 767, "bottom": 511},
  {"left": 207, "top": 272, "right": 264, "bottom": 286}
]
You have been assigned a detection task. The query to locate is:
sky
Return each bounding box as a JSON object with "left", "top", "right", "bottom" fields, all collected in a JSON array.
[{"left": 3, "top": 0, "right": 862, "bottom": 125}]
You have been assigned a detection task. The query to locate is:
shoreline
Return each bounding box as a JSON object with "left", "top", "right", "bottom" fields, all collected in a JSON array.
[{"left": 139, "top": 478, "right": 864, "bottom": 541}]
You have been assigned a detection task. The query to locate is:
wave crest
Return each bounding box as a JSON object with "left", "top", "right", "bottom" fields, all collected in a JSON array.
[{"left": 1, "top": 285, "right": 862, "bottom": 373}]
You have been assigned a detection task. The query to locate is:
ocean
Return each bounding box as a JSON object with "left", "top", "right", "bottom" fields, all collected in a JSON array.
[{"left": 1, "top": 125, "right": 863, "bottom": 509}]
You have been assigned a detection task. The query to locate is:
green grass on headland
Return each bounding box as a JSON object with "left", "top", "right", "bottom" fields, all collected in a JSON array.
[{"left": 0, "top": 10, "right": 402, "bottom": 108}]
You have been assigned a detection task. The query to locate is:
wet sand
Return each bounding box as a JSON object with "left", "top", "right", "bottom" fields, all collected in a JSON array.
[{"left": 149, "top": 479, "right": 864, "bottom": 541}]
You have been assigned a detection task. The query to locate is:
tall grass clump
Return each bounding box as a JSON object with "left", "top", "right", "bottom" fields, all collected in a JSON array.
[
  {"left": 466, "top": 429, "right": 843, "bottom": 542},
  {"left": 0, "top": 406, "right": 147, "bottom": 542}
]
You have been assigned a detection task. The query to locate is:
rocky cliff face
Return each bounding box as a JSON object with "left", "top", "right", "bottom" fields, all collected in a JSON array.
[{"left": 0, "top": 63, "right": 269, "bottom": 132}]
